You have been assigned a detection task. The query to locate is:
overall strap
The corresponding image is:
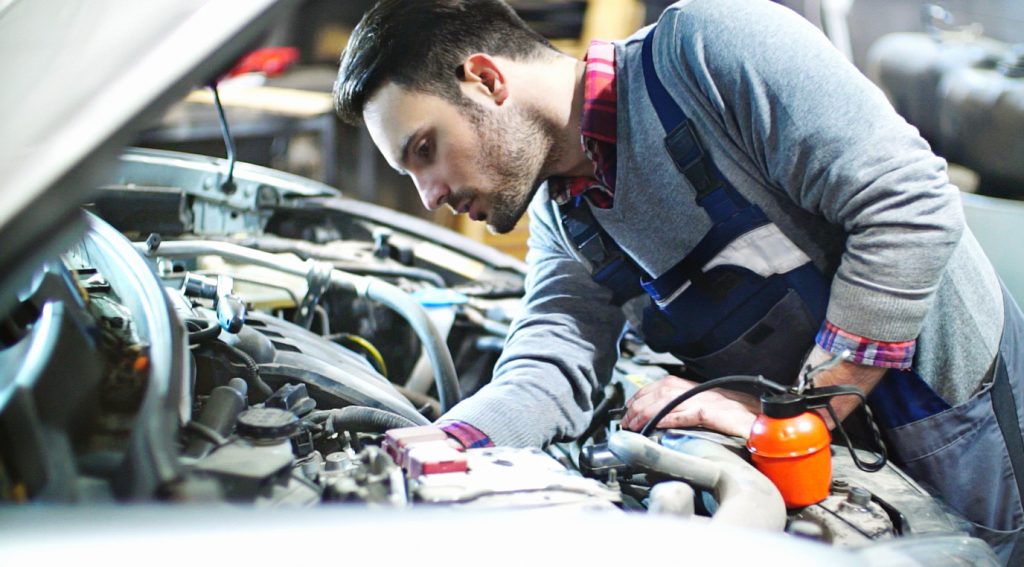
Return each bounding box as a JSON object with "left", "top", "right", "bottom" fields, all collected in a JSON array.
[
  {"left": 559, "top": 198, "right": 644, "bottom": 306},
  {"left": 640, "top": 26, "right": 747, "bottom": 224}
]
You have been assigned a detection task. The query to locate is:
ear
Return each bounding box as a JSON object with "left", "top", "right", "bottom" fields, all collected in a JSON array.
[{"left": 458, "top": 53, "right": 509, "bottom": 106}]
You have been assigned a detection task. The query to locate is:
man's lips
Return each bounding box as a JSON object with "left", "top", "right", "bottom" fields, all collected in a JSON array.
[
  {"left": 469, "top": 200, "right": 486, "bottom": 221},
  {"left": 453, "top": 197, "right": 484, "bottom": 221}
]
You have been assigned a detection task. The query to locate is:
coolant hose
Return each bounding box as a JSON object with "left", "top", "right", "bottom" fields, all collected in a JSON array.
[
  {"left": 608, "top": 431, "right": 786, "bottom": 531},
  {"left": 356, "top": 275, "right": 461, "bottom": 411},
  {"left": 137, "top": 240, "right": 461, "bottom": 411},
  {"left": 311, "top": 406, "right": 422, "bottom": 433}
]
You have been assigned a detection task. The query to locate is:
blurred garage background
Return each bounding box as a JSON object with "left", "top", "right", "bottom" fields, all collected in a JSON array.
[{"left": 131, "top": 0, "right": 1024, "bottom": 296}]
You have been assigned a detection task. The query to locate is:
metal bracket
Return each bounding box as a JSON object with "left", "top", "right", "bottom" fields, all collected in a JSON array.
[{"left": 294, "top": 261, "right": 333, "bottom": 330}]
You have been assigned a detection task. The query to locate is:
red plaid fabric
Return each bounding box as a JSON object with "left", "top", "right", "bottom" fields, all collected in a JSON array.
[
  {"left": 550, "top": 41, "right": 617, "bottom": 208},
  {"left": 437, "top": 419, "right": 494, "bottom": 449},
  {"left": 815, "top": 321, "right": 916, "bottom": 369}
]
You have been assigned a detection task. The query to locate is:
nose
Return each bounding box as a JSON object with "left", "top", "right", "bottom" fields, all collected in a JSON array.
[{"left": 411, "top": 174, "right": 450, "bottom": 211}]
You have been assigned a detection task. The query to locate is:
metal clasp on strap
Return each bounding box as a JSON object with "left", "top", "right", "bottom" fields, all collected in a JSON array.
[{"left": 560, "top": 200, "right": 644, "bottom": 306}]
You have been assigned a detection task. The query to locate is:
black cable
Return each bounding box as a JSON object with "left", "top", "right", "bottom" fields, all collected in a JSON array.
[
  {"left": 184, "top": 419, "right": 230, "bottom": 447},
  {"left": 205, "top": 340, "right": 274, "bottom": 400},
  {"left": 209, "top": 82, "right": 236, "bottom": 194},
  {"left": 823, "top": 402, "right": 887, "bottom": 472},
  {"left": 185, "top": 317, "right": 221, "bottom": 344},
  {"left": 639, "top": 375, "right": 786, "bottom": 437}
]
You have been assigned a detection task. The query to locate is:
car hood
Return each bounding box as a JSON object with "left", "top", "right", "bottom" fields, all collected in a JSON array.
[{"left": 0, "top": 0, "right": 294, "bottom": 306}]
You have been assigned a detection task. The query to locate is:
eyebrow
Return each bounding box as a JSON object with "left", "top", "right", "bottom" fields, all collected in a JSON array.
[{"left": 397, "top": 128, "right": 424, "bottom": 173}]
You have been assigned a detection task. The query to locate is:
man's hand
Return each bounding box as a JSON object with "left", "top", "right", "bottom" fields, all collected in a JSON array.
[{"left": 622, "top": 375, "right": 761, "bottom": 438}]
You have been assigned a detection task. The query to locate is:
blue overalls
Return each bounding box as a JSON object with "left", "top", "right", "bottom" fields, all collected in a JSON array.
[{"left": 560, "top": 26, "right": 1024, "bottom": 561}]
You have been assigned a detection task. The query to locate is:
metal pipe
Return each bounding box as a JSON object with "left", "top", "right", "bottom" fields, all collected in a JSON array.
[
  {"left": 228, "top": 234, "right": 447, "bottom": 288},
  {"left": 608, "top": 431, "right": 786, "bottom": 531},
  {"left": 137, "top": 240, "right": 461, "bottom": 411}
]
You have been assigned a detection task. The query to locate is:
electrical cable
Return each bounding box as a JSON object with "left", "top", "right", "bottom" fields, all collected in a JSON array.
[
  {"left": 204, "top": 340, "right": 274, "bottom": 400},
  {"left": 330, "top": 333, "right": 388, "bottom": 377},
  {"left": 185, "top": 317, "right": 221, "bottom": 343}
]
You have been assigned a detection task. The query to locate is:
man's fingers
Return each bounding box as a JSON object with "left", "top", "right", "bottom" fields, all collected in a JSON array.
[
  {"left": 622, "top": 382, "right": 759, "bottom": 438},
  {"left": 626, "top": 375, "right": 690, "bottom": 406},
  {"left": 624, "top": 376, "right": 695, "bottom": 430}
]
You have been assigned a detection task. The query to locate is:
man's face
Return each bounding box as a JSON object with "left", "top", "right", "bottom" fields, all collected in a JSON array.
[{"left": 363, "top": 82, "right": 550, "bottom": 234}]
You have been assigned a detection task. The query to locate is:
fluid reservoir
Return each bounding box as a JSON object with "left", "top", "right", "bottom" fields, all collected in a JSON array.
[
  {"left": 867, "top": 32, "right": 1006, "bottom": 154},
  {"left": 939, "top": 47, "right": 1024, "bottom": 197},
  {"left": 747, "top": 393, "right": 833, "bottom": 509}
]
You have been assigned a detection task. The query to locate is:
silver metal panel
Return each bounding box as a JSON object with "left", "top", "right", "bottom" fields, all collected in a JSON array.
[{"left": 0, "top": 0, "right": 292, "bottom": 305}]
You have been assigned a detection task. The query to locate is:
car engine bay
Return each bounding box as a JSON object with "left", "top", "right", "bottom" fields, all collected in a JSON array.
[{"left": 0, "top": 148, "right": 998, "bottom": 564}]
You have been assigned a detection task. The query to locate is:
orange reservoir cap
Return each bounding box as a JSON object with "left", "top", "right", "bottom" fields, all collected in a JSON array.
[{"left": 747, "top": 401, "right": 832, "bottom": 509}]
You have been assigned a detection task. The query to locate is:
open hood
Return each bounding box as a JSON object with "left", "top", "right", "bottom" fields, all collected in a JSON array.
[{"left": 0, "top": 0, "right": 294, "bottom": 305}]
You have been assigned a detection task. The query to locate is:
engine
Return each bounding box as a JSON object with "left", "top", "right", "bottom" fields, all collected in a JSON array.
[{"left": 0, "top": 149, "right": 996, "bottom": 565}]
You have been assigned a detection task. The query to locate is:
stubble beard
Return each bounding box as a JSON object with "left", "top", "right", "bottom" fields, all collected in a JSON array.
[{"left": 468, "top": 104, "right": 560, "bottom": 234}]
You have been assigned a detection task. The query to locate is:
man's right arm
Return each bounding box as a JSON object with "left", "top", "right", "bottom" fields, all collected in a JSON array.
[{"left": 438, "top": 190, "right": 626, "bottom": 447}]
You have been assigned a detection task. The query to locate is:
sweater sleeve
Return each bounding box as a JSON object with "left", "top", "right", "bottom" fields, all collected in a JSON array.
[
  {"left": 438, "top": 191, "right": 626, "bottom": 447},
  {"left": 659, "top": 0, "right": 963, "bottom": 343}
]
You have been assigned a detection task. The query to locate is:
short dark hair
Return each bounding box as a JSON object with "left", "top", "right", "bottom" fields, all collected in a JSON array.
[{"left": 334, "top": 0, "right": 555, "bottom": 124}]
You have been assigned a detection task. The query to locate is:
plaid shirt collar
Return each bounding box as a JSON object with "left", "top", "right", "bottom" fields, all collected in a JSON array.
[{"left": 551, "top": 40, "right": 618, "bottom": 208}]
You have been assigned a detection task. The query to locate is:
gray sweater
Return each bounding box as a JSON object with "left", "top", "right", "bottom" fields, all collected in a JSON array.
[{"left": 442, "top": 0, "right": 1004, "bottom": 447}]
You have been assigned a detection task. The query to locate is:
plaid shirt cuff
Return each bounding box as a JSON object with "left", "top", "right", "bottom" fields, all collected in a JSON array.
[
  {"left": 815, "top": 320, "right": 915, "bottom": 369},
  {"left": 436, "top": 420, "right": 494, "bottom": 449}
]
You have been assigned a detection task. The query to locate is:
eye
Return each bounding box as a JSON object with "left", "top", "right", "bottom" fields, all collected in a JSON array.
[{"left": 415, "top": 139, "right": 431, "bottom": 161}]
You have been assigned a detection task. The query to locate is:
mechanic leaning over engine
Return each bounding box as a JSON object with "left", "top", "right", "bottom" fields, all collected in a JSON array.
[{"left": 334, "top": 0, "right": 1024, "bottom": 557}]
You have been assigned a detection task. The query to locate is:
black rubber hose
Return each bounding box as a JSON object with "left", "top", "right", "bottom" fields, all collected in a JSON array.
[{"left": 310, "top": 406, "right": 419, "bottom": 434}]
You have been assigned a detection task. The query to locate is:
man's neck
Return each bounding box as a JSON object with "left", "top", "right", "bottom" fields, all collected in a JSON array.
[{"left": 521, "top": 54, "right": 593, "bottom": 179}]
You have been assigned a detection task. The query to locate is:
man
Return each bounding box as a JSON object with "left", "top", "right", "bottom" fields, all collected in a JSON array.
[{"left": 335, "top": 0, "right": 1024, "bottom": 558}]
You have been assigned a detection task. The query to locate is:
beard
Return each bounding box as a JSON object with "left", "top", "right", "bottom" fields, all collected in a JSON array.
[{"left": 466, "top": 103, "right": 559, "bottom": 234}]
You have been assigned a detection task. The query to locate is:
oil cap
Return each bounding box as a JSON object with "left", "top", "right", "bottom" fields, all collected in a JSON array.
[{"left": 236, "top": 408, "right": 299, "bottom": 441}]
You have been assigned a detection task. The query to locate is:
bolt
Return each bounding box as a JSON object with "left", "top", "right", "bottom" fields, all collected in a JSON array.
[
  {"left": 324, "top": 452, "right": 349, "bottom": 472},
  {"left": 832, "top": 478, "right": 849, "bottom": 493},
  {"left": 847, "top": 486, "right": 871, "bottom": 507}
]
